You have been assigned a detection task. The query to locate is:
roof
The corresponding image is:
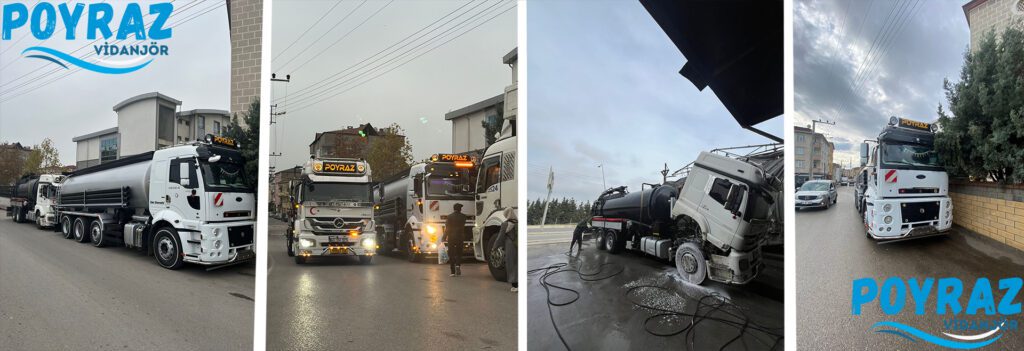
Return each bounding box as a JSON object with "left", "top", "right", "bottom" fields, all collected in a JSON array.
[
  {"left": 444, "top": 94, "right": 504, "bottom": 120},
  {"left": 641, "top": 0, "right": 783, "bottom": 129},
  {"left": 308, "top": 123, "right": 379, "bottom": 147},
  {"left": 72, "top": 127, "right": 119, "bottom": 142},
  {"left": 503, "top": 47, "right": 518, "bottom": 64},
  {"left": 112, "top": 92, "right": 181, "bottom": 111},
  {"left": 794, "top": 126, "right": 812, "bottom": 133},
  {"left": 177, "top": 109, "right": 230, "bottom": 117},
  {"left": 962, "top": 0, "right": 987, "bottom": 25}
]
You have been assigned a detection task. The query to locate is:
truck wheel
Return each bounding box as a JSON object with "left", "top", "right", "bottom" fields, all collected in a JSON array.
[
  {"left": 286, "top": 235, "right": 295, "bottom": 257},
  {"left": 406, "top": 238, "right": 420, "bottom": 263},
  {"left": 596, "top": 229, "right": 607, "bottom": 251},
  {"left": 605, "top": 231, "right": 624, "bottom": 254},
  {"left": 153, "top": 228, "right": 185, "bottom": 270},
  {"left": 359, "top": 255, "right": 373, "bottom": 264},
  {"left": 61, "top": 215, "right": 73, "bottom": 239},
  {"left": 13, "top": 208, "right": 22, "bottom": 223},
  {"left": 675, "top": 242, "right": 707, "bottom": 285},
  {"left": 486, "top": 234, "right": 508, "bottom": 282},
  {"left": 73, "top": 217, "right": 90, "bottom": 243},
  {"left": 35, "top": 211, "right": 44, "bottom": 229},
  {"left": 295, "top": 255, "right": 306, "bottom": 264},
  {"left": 89, "top": 220, "right": 107, "bottom": 247}
]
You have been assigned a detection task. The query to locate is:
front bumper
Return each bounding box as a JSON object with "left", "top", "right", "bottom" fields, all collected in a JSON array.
[
  {"left": 707, "top": 246, "right": 763, "bottom": 285},
  {"left": 184, "top": 221, "right": 257, "bottom": 265},
  {"left": 295, "top": 232, "right": 377, "bottom": 257},
  {"left": 795, "top": 198, "right": 827, "bottom": 209},
  {"left": 866, "top": 197, "right": 952, "bottom": 240}
]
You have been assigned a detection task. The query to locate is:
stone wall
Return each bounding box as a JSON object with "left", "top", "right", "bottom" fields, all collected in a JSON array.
[
  {"left": 966, "top": 0, "right": 1024, "bottom": 52},
  {"left": 949, "top": 180, "right": 1024, "bottom": 251},
  {"left": 228, "top": 0, "right": 263, "bottom": 124}
]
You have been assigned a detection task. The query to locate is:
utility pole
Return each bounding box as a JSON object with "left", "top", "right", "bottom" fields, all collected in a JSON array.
[
  {"left": 661, "top": 163, "right": 670, "bottom": 184},
  {"left": 541, "top": 166, "right": 554, "bottom": 228},
  {"left": 597, "top": 163, "right": 606, "bottom": 191},
  {"left": 269, "top": 74, "right": 291, "bottom": 169},
  {"left": 811, "top": 119, "right": 835, "bottom": 179}
]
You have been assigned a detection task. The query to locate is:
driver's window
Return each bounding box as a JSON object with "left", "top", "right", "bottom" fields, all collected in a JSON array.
[
  {"left": 477, "top": 156, "right": 501, "bottom": 193},
  {"left": 169, "top": 159, "right": 198, "bottom": 189}
]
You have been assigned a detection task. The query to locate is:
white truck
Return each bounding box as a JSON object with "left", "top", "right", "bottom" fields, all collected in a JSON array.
[
  {"left": 854, "top": 116, "right": 952, "bottom": 242},
  {"left": 8, "top": 173, "right": 65, "bottom": 228},
  {"left": 55, "top": 135, "right": 256, "bottom": 269},
  {"left": 288, "top": 157, "right": 377, "bottom": 264},
  {"left": 473, "top": 122, "right": 518, "bottom": 281},
  {"left": 374, "top": 154, "right": 476, "bottom": 262},
  {"left": 585, "top": 147, "right": 783, "bottom": 285}
]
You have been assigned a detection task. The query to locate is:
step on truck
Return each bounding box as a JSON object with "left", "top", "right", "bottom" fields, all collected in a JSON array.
[
  {"left": 7, "top": 173, "right": 65, "bottom": 228},
  {"left": 374, "top": 154, "right": 476, "bottom": 262},
  {"left": 55, "top": 135, "right": 256, "bottom": 269},
  {"left": 288, "top": 157, "right": 377, "bottom": 264},
  {"left": 855, "top": 116, "right": 952, "bottom": 242},
  {"left": 586, "top": 147, "right": 783, "bottom": 285}
]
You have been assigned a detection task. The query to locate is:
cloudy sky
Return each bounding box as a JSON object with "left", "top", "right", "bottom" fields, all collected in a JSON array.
[
  {"left": 269, "top": 0, "right": 516, "bottom": 171},
  {"left": 526, "top": 0, "right": 784, "bottom": 203},
  {"left": 795, "top": 0, "right": 969, "bottom": 167},
  {"left": 0, "top": 0, "right": 231, "bottom": 165}
]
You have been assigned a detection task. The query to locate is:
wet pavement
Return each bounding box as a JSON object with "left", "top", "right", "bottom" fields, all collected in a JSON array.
[
  {"left": 797, "top": 186, "right": 1024, "bottom": 350},
  {"left": 526, "top": 229, "right": 784, "bottom": 350},
  {"left": 0, "top": 217, "right": 255, "bottom": 351},
  {"left": 265, "top": 219, "right": 517, "bottom": 351}
]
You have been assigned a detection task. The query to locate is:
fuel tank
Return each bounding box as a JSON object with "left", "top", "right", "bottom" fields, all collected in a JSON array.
[{"left": 593, "top": 185, "right": 678, "bottom": 225}]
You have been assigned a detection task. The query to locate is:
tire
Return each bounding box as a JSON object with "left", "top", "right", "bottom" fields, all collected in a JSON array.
[
  {"left": 605, "top": 230, "right": 624, "bottom": 254},
  {"left": 13, "top": 208, "right": 22, "bottom": 223},
  {"left": 286, "top": 234, "right": 295, "bottom": 257},
  {"left": 596, "top": 229, "right": 607, "bottom": 251},
  {"left": 295, "top": 255, "right": 306, "bottom": 264},
  {"left": 89, "top": 220, "right": 107, "bottom": 247},
  {"left": 358, "top": 255, "right": 373, "bottom": 264},
  {"left": 379, "top": 226, "right": 394, "bottom": 253},
  {"left": 486, "top": 233, "right": 508, "bottom": 282},
  {"left": 405, "top": 231, "right": 420, "bottom": 263},
  {"left": 824, "top": 199, "right": 831, "bottom": 210},
  {"left": 35, "top": 211, "right": 44, "bottom": 229},
  {"left": 153, "top": 227, "right": 185, "bottom": 270},
  {"left": 61, "top": 215, "right": 73, "bottom": 239},
  {"left": 73, "top": 217, "right": 90, "bottom": 243},
  {"left": 675, "top": 242, "right": 707, "bottom": 285}
]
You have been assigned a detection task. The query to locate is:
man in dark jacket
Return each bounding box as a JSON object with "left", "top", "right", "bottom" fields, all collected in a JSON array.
[{"left": 442, "top": 203, "right": 467, "bottom": 276}]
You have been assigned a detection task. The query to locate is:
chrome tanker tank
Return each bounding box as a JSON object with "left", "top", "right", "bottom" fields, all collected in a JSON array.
[
  {"left": 58, "top": 153, "right": 154, "bottom": 210},
  {"left": 592, "top": 185, "right": 678, "bottom": 224}
]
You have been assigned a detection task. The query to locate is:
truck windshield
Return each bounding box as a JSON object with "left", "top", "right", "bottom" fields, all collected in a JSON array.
[
  {"left": 304, "top": 183, "right": 371, "bottom": 203},
  {"left": 799, "top": 182, "right": 829, "bottom": 191},
  {"left": 200, "top": 161, "right": 252, "bottom": 192},
  {"left": 881, "top": 143, "right": 941, "bottom": 169},
  {"left": 426, "top": 176, "right": 474, "bottom": 199}
]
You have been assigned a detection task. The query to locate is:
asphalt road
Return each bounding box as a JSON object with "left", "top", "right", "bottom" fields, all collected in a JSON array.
[
  {"left": 265, "top": 219, "right": 517, "bottom": 351},
  {"left": 526, "top": 229, "right": 784, "bottom": 350},
  {"left": 0, "top": 217, "right": 255, "bottom": 351},
  {"left": 797, "top": 186, "right": 1024, "bottom": 350}
]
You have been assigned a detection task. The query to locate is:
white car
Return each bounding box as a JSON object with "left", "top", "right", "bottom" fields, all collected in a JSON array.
[{"left": 795, "top": 180, "right": 838, "bottom": 210}]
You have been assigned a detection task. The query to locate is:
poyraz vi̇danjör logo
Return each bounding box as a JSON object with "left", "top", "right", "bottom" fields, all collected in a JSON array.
[
  {"left": 2, "top": 1, "right": 173, "bottom": 74},
  {"left": 853, "top": 277, "right": 1022, "bottom": 349}
]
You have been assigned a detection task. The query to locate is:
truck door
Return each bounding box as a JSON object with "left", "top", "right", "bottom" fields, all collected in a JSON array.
[
  {"left": 168, "top": 158, "right": 203, "bottom": 221},
  {"left": 700, "top": 177, "right": 743, "bottom": 237},
  {"left": 475, "top": 155, "right": 502, "bottom": 218}
]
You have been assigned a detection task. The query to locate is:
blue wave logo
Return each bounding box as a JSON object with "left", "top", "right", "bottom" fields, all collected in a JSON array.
[
  {"left": 21, "top": 46, "right": 153, "bottom": 75},
  {"left": 872, "top": 321, "right": 1004, "bottom": 349}
]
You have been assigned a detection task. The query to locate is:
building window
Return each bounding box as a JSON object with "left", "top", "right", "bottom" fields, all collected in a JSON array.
[
  {"left": 158, "top": 106, "right": 175, "bottom": 141},
  {"left": 795, "top": 147, "right": 805, "bottom": 155},
  {"left": 100, "top": 136, "right": 118, "bottom": 163},
  {"left": 214, "top": 121, "right": 221, "bottom": 135},
  {"left": 197, "top": 115, "right": 206, "bottom": 136},
  {"left": 796, "top": 134, "right": 806, "bottom": 142},
  {"left": 796, "top": 160, "right": 805, "bottom": 169},
  {"left": 813, "top": 160, "right": 821, "bottom": 169}
]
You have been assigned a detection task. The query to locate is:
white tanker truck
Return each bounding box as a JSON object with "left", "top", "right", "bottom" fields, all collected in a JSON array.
[
  {"left": 8, "top": 173, "right": 65, "bottom": 227},
  {"left": 288, "top": 157, "right": 377, "bottom": 264},
  {"left": 55, "top": 135, "right": 256, "bottom": 269}
]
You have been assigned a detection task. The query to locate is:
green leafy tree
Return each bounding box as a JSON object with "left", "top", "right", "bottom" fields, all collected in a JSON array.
[
  {"left": 224, "top": 98, "right": 261, "bottom": 189},
  {"left": 936, "top": 25, "right": 1024, "bottom": 182},
  {"left": 481, "top": 114, "right": 503, "bottom": 146},
  {"left": 23, "top": 138, "right": 62, "bottom": 174},
  {"left": 366, "top": 123, "right": 413, "bottom": 181}
]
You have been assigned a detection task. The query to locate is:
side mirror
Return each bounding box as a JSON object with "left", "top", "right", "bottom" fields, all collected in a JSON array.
[
  {"left": 724, "top": 184, "right": 745, "bottom": 214},
  {"left": 179, "top": 166, "right": 191, "bottom": 187},
  {"left": 860, "top": 143, "right": 869, "bottom": 167},
  {"left": 413, "top": 180, "right": 423, "bottom": 196}
]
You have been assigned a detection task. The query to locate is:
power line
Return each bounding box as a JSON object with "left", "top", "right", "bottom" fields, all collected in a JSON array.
[
  {"left": 271, "top": 0, "right": 345, "bottom": 62},
  {"left": 284, "top": 1, "right": 513, "bottom": 112},
  {"left": 286, "top": 0, "right": 396, "bottom": 74},
  {"left": 272, "top": 0, "right": 369, "bottom": 72}
]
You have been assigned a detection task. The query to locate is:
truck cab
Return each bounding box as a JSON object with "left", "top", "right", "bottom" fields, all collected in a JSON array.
[
  {"left": 472, "top": 134, "right": 517, "bottom": 281},
  {"left": 856, "top": 117, "right": 952, "bottom": 241},
  {"left": 374, "top": 154, "right": 476, "bottom": 262},
  {"left": 289, "top": 158, "right": 377, "bottom": 264},
  {"left": 8, "top": 174, "right": 65, "bottom": 227},
  {"left": 33, "top": 174, "right": 65, "bottom": 227}
]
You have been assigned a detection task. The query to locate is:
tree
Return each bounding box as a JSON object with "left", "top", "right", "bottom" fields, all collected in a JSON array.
[
  {"left": 224, "top": 98, "right": 261, "bottom": 189},
  {"left": 481, "top": 114, "right": 503, "bottom": 146},
  {"left": 0, "top": 142, "right": 29, "bottom": 185},
  {"left": 936, "top": 25, "right": 1024, "bottom": 182},
  {"left": 366, "top": 123, "right": 413, "bottom": 181},
  {"left": 23, "top": 138, "right": 62, "bottom": 175}
]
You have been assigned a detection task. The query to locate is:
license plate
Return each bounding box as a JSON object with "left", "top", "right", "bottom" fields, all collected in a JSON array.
[{"left": 328, "top": 236, "right": 348, "bottom": 243}]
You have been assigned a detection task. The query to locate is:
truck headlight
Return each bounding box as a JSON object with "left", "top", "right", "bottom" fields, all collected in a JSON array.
[
  {"left": 425, "top": 225, "right": 437, "bottom": 234},
  {"left": 213, "top": 240, "right": 222, "bottom": 250},
  {"left": 883, "top": 204, "right": 892, "bottom": 213},
  {"left": 300, "top": 238, "right": 315, "bottom": 248},
  {"left": 883, "top": 216, "right": 893, "bottom": 224},
  {"left": 212, "top": 228, "right": 221, "bottom": 237},
  {"left": 362, "top": 238, "right": 376, "bottom": 249}
]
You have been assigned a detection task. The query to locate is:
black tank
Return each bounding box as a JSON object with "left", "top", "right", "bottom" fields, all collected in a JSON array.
[{"left": 592, "top": 185, "right": 678, "bottom": 225}]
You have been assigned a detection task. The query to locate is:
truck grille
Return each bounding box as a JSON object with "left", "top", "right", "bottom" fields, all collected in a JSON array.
[
  {"left": 306, "top": 217, "right": 365, "bottom": 234},
  {"left": 228, "top": 225, "right": 254, "bottom": 247},
  {"left": 900, "top": 201, "right": 940, "bottom": 223}
]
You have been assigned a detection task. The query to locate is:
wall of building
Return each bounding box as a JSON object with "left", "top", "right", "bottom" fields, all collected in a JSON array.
[
  {"left": 950, "top": 181, "right": 1024, "bottom": 252},
  {"left": 76, "top": 137, "right": 102, "bottom": 168},
  {"left": 966, "top": 0, "right": 1024, "bottom": 52},
  {"left": 229, "top": 0, "right": 263, "bottom": 122},
  {"left": 451, "top": 109, "right": 493, "bottom": 154},
  {"left": 116, "top": 99, "right": 158, "bottom": 157}
]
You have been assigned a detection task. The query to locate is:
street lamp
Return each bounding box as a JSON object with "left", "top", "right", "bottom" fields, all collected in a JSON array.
[{"left": 597, "top": 163, "right": 606, "bottom": 191}]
